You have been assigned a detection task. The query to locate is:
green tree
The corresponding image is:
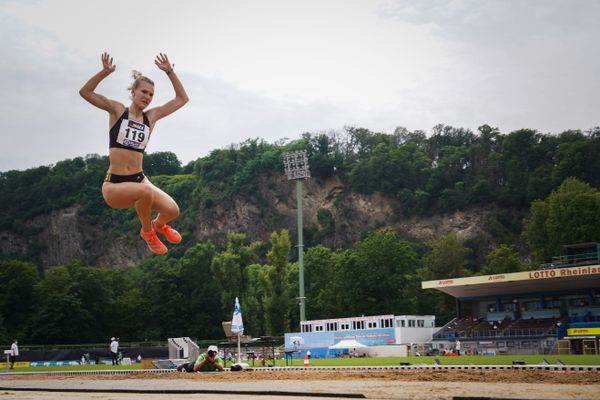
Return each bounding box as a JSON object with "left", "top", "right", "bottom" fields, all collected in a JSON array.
[
  {"left": 103, "top": 265, "right": 148, "bottom": 341},
  {"left": 67, "top": 262, "right": 114, "bottom": 341},
  {"left": 479, "top": 245, "right": 524, "bottom": 275},
  {"left": 418, "top": 233, "right": 471, "bottom": 323},
  {"left": 426, "top": 145, "right": 471, "bottom": 211},
  {"left": 498, "top": 129, "right": 557, "bottom": 207},
  {"left": 304, "top": 245, "right": 344, "bottom": 320},
  {"left": 0, "top": 260, "right": 39, "bottom": 338},
  {"left": 135, "top": 257, "right": 186, "bottom": 340},
  {"left": 304, "top": 133, "right": 340, "bottom": 179},
  {"left": 339, "top": 230, "right": 419, "bottom": 316},
  {"left": 143, "top": 151, "right": 182, "bottom": 176},
  {"left": 419, "top": 233, "right": 471, "bottom": 280},
  {"left": 523, "top": 177, "right": 600, "bottom": 264},
  {"left": 348, "top": 141, "right": 430, "bottom": 195},
  {"left": 264, "top": 230, "right": 291, "bottom": 335},
  {"left": 211, "top": 232, "right": 261, "bottom": 320},
  {"left": 243, "top": 264, "right": 268, "bottom": 336},
  {"left": 26, "top": 266, "right": 96, "bottom": 344},
  {"left": 178, "top": 242, "right": 222, "bottom": 339},
  {"left": 112, "top": 287, "right": 148, "bottom": 340},
  {"left": 23, "top": 262, "right": 117, "bottom": 344},
  {"left": 553, "top": 130, "right": 600, "bottom": 190}
]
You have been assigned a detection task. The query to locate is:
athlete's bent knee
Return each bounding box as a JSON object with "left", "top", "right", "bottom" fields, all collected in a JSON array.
[
  {"left": 171, "top": 203, "right": 180, "bottom": 219},
  {"left": 138, "top": 184, "right": 155, "bottom": 201}
]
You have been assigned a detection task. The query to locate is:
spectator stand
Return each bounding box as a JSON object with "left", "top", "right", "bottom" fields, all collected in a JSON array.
[{"left": 424, "top": 243, "right": 600, "bottom": 355}]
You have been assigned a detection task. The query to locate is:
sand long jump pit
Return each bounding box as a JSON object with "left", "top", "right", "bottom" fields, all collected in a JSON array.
[{"left": 0, "top": 366, "right": 599, "bottom": 399}]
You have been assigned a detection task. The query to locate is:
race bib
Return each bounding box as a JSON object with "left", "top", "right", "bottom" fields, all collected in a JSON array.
[{"left": 116, "top": 119, "right": 150, "bottom": 150}]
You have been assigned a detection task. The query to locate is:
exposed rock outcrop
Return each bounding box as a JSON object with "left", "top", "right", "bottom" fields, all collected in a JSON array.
[{"left": 1, "top": 176, "right": 499, "bottom": 269}]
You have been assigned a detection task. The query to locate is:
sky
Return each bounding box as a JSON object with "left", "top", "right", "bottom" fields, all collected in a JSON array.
[{"left": 1, "top": 0, "right": 599, "bottom": 171}]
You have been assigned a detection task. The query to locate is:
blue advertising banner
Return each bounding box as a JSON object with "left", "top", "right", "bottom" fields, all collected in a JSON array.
[
  {"left": 284, "top": 331, "right": 334, "bottom": 349},
  {"left": 30, "top": 360, "right": 82, "bottom": 367},
  {"left": 285, "top": 328, "right": 396, "bottom": 349},
  {"left": 333, "top": 328, "right": 396, "bottom": 345}
]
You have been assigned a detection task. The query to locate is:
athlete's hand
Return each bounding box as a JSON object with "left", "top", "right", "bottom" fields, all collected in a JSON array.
[
  {"left": 154, "top": 53, "right": 173, "bottom": 73},
  {"left": 101, "top": 52, "right": 116, "bottom": 72}
]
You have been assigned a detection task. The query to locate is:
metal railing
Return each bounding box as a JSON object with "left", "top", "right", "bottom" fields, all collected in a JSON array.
[
  {"left": 434, "top": 327, "right": 557, "bottom": 340},
  {"left": 541, "top": 251, "right": 600, "bottom": 269}
]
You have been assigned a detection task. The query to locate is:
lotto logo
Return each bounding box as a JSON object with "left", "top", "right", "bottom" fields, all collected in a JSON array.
[
  {"left": 128, "top": 120, "right": 145, "bottom": 130},
  {"left": 123, "top": 139, "right": 141, "bottom": 148}
]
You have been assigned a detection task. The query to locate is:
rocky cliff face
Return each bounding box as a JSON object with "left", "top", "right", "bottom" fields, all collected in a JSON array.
[
  {"left": 1, "top": 205, "right": 148, "bottom": 268},
  {"left": 0, "top": 175, "right": 497, "bottom": 269},
  {"left": 193, "top": 175, "right": 403, "bottom": 247}
]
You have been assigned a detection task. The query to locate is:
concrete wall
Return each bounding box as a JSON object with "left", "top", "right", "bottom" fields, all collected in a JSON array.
[
  {"left": 395, "top": 327, "right": 436, "bottom": 344},
  {"left": 362, "top": 344, "right": 408, "bottom": 357}
]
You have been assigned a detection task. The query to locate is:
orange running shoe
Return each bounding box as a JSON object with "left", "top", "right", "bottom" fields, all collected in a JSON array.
[
  {"left": 152, "top": 221, "right": 182, "bottom": 244},
  {"left": 140, "top": 229, "right": 168, "bottom": 254}
]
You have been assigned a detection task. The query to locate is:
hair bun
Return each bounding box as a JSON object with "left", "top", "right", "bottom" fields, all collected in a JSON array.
[
  {"left": 127, "top": 70, "right": 154, "bottom": 92},
  {"left": 131, "top": 70, "right": 143, "bottom": 80}
]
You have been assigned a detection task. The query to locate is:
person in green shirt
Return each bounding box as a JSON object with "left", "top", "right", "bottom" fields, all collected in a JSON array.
[{"left": 193, "top": 345, "right": 224, "bottom": 372}]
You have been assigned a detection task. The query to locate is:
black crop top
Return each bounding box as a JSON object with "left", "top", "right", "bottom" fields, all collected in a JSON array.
[{"left": 109, "top": 109, "right": 151, "bottom": 153}]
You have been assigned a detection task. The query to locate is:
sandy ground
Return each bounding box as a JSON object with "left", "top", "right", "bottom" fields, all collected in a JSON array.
[{"left": 0, "top": 369, "right": 599, "bottom": 399}]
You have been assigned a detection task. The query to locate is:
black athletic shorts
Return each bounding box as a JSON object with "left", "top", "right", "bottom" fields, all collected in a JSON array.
[{"left": 104, "top": 171, "right": 145, "bottom": 183}]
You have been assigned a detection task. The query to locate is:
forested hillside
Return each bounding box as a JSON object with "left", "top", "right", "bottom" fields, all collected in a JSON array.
[{"left": 1, "top": 124, "right": 600, "bottom": 344}]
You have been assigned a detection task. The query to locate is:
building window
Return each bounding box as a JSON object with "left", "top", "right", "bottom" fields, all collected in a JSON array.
[
  {"left": 314, "top": 325, "right": 324, "bottom": 332},
  {"left": 381, "top": 318, "right": 393, "bottom": 328},
  {"left": 353, "top": 320, "right": 365, "bottom": 330},
  {"left": 327, "top": 322, "right": 338, "bottom": 331},
  {"left": 400, "top": 320, "right": 405, "bottom": 327},
  {"left": 408, "top": 319, "right": 415, "bottom": 327},
  {"left": 341, "top": 323, "right": 350, "bottom": 330},
  {"left": 367, "top": 321, "right": 377, "bottom": 329},
  {"left": 302, "top": 324, "right": 312, "bottom": 333}
]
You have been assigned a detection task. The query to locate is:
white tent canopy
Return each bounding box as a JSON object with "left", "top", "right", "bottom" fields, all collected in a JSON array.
[{"left": 328, "top": 339, "right": 367, "bottom": 350}]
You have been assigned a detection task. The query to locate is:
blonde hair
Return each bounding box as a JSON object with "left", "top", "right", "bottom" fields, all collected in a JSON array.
[{"left": 128, "top": 70, "right": 154, "bottom": 91}]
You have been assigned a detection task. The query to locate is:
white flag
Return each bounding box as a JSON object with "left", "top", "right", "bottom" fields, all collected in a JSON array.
[{"left": 231, "top": 297, "right": 244, "bottom": 334}]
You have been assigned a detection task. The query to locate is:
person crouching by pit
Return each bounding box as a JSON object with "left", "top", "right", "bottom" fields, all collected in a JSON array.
[{"left": 193, "top": 345, "right": 224, "bottom": 372}]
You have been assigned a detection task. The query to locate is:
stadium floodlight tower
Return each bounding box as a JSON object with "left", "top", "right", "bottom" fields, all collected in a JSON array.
[{"left": 282, "top": 150, "right": 311, "bottom": 323}]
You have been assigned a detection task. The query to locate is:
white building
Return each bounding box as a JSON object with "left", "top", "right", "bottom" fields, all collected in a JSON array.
[{"left": 285, "top": 314, "right": 437, "bottom": 358}]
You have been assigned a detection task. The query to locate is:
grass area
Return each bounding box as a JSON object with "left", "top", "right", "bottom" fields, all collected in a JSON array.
[
  {"left": 271, "top": 354, "right": 600, "bottom": 367},
  {"left": 2, "top": 355, "right": 600, "bottom": 373}
]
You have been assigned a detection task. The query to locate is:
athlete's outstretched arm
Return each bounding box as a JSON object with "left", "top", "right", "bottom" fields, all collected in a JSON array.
[
  {"left": 79, "top": 52, "right": 122, "bottom": 114},
  {"left": 147, "top": 53, "right": 189, "bottom": 122}
]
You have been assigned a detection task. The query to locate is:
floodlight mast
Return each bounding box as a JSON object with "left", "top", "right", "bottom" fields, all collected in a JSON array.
[{"left": 282, "top": 150, "right": 310, "bottom": 323}]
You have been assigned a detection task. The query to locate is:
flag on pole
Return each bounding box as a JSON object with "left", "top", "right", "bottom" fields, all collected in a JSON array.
[{"left": 231, "top": 297, "right": 244, "bottom": 334}]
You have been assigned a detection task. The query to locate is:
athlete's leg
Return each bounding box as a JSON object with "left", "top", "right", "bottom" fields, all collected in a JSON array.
[
  {"left": 148, "top": 182, "right": 180, "bottom": 226},
  {"left": 146, "top": 181, "right": 182, "bottom": 244},
  {"left": 102, "top": 181, "right": 167, "bottom": 254},
  {"left": 102, "top": 182, "right": 154, "bottom": 231}
]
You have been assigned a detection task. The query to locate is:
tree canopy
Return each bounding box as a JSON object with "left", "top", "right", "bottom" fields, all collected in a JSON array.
[
  {"left": 523, "top": 177, "right": 600, "bottom": 264},
  {"left": 2, "top": 124, "right": 600, "bottom": 344}
]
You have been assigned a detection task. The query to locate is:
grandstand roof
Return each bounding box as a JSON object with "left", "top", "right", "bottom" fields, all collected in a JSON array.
[{"left": 421, "top": 264, "right": 600, "bottom": 298}]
